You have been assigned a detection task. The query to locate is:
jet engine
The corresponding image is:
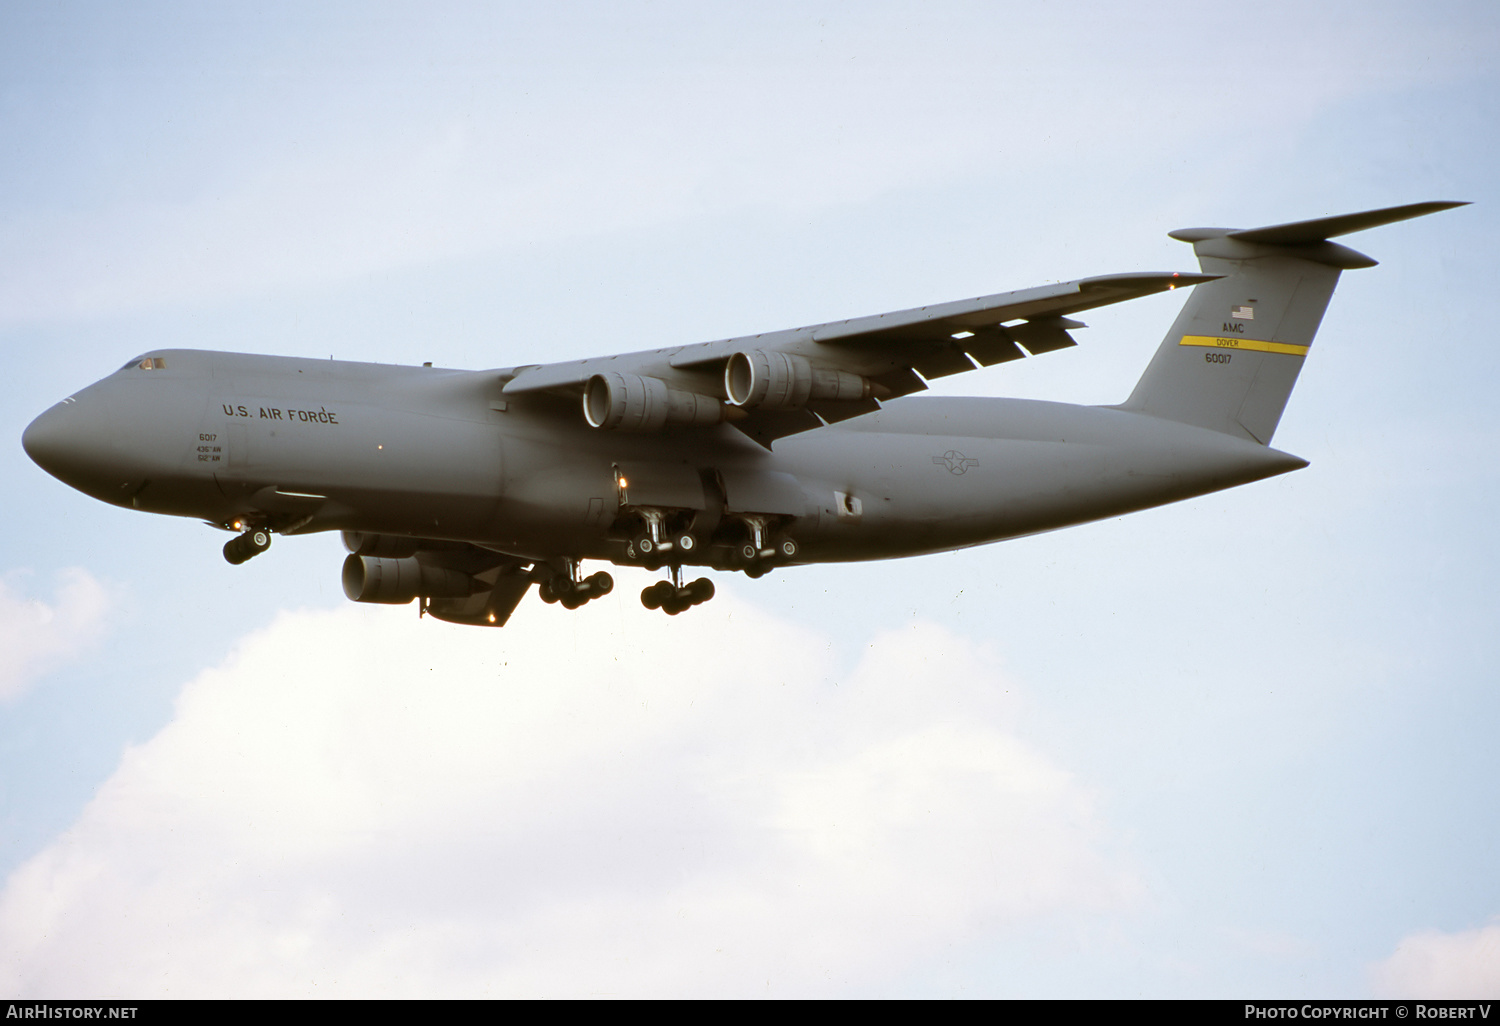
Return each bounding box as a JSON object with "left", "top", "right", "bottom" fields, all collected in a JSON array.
[
  {"left": 341, "top": 555, "right": 478, "bottom": 604},
  {"left": 583, "top": 373, "right": 725, "bottom": 431},
  {"left": 724, "top": 350, "right": 880, "bottom": 408}
]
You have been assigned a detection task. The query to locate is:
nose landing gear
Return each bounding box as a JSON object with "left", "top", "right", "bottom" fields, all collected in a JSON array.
[{"left": 223, "top": 526, "right": 272, "bottom": 565}]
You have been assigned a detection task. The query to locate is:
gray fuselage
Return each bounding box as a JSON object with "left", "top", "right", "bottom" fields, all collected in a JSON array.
[{"left": 23, "top": 348, "right": 1305, "bottom": 567}]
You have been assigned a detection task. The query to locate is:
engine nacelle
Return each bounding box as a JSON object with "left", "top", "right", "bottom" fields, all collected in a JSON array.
[
  {"left": 724, "top": 350, "right": 878, "bottom": 408},
  {"left": 341, "top": 555, "right": 478, "bottom": 604},
  {"left": 342, "top": 531, "right": 420, "bottom": 558},
  {"left": 342, "top": 532, "right": 469, "bottom": 557},
  {"left": 583, "top": 373, "right": 724, "bottom": 432}
]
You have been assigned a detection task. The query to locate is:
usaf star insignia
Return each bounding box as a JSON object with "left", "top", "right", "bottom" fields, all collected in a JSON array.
[{"left": 932, "top": 450, "right": 979, "bottom": 475}]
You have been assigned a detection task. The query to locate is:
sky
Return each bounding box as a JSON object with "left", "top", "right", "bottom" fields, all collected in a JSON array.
[{"left": 1, "top": 0, "right": 1497, "bottom": 999}]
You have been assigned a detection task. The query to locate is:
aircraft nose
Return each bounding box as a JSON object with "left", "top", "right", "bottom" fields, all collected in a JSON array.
[
  {"left": 22, "top": 398, "right": 137, "bottom": 501},
  {"left": 22, "top": 402, "right": 83, "bottom": 478}
]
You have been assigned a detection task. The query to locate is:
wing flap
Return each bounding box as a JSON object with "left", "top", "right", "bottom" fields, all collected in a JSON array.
[
  {"left": 1008, "top": 316, "right": 1086, "bottom": 356},
  {"left": 732, "top": 407, "right": 823, "bottom": 449},
  {"left": 910, "top": 344, "right": 979, "bottom": 379},
  {"left": 963, "top": 331, "right": 1027, "bottom": 366},
  {"left": 807, "top": 396, "right": 882, "bottom": 424},
  {"left": 870, "top": 366, "right": 928, "bottom": 398}
]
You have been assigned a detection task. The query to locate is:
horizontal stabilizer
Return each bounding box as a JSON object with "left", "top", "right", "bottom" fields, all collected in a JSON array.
[{"left": 1170, "top": 200, "right": 1470, "bottom": 246}]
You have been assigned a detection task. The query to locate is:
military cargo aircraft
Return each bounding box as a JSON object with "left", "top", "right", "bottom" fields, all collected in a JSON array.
[{"left": 22, "top": 201, "right": 1464, "bottom": 625}]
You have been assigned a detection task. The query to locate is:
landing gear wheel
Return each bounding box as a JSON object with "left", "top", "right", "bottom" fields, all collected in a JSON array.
[
  {"left": 737, "top": 543, "right": 758, "bottom": 565},
  {"left": 675, "top": 533, "right": 698, "bottom": 554},
  {"left": 587, "top": 571, "right": 614, "bottom": 596},
  {"left": 636, "top": 535, "right": 657, "bottom": 559},
  {"left": 777, "top": 537, "right": 798, "bottom": 559},
  {"left": 538, "top": 579, "right": 560, "bottom": 603},
  {"left": 643, "top": 574, "right": 717, "bottom": 615},
  {"left": 223, "top": 528, "right": 272, "bottom": 565}
]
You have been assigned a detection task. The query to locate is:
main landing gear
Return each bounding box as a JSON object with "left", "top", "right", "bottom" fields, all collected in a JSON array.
[
  {"left": 640, "top": 565, "right": 715, "bottom": 616},
  {"left": 730, "top": 513, "right": 796, "bottom": 579},
  {"left": 623, "top": 506, "right": 798, "bottom": 581},
  {"left": 627, "top": 508, "right": 699, "bottom": 567},
  {"left": 537, "top": 559, "right": 614, "bottom": 610},
  {"left": 223, "top": 525, "right": 272, "bottom": 565}
]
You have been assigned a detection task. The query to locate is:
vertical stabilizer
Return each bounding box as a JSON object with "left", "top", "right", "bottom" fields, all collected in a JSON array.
[{"left": 1120, "top": 201, "right": 1466, "bottom": 444}]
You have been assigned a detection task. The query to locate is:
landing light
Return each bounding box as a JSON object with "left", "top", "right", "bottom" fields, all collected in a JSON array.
[{"left": 951, "top": 331, "right": 974, "bottom": 339}]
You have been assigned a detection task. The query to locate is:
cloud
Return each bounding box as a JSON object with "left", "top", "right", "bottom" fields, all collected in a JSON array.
[
  {"left": 0, "top": 580, "right": 1138, "bottom": 997},
  {"left": 0, "top": 568, "right": 111, "bottom": 703},
  {"left": 1370, "top": 921, "right": 1500, "bottom": 999}
]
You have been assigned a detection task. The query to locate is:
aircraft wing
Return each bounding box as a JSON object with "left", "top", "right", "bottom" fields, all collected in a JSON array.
[{"left": 501, "top": 270, "right": 1219, "bottom": 446}]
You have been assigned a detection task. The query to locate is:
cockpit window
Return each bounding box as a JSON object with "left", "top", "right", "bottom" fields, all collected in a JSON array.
[{"left": 122, "top": 357, "right": 167, "bottom": 371}]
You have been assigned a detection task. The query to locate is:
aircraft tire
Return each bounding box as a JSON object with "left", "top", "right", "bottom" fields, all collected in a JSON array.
[
  {"left": 588, "top": 571, "right": 613, "bottom": 596},
  {"left": 777, "top": 537, "right": 797, "bottom": 559},
  {"left": 223, "top": 529, "right": 271, "bottom": 565},
  {"left": 688, "top": 578, "right": 714, "bottom": 603},
  {"left": 675, "top": 533, "right": 697, "bottom": 554},
  {"left": 223, "top": 536, "right": 250, "bottom": 565},
  {"left": 641, "top": 583, "right": 665, "bottom": 610}
]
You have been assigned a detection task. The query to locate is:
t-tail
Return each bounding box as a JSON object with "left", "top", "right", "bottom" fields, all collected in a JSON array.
[{"left": 1120, "top": 201, "right": 1467, "bottom": 444}]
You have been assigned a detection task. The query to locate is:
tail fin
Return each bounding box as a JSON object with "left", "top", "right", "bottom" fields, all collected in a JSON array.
[{"left": 1120, "top": 201, "right": 1466, "bottom": 444}]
